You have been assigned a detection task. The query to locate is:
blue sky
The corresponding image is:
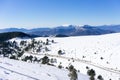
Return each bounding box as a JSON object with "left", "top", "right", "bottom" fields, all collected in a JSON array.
[{"left": 0, "top": 0, "right": 120, "bottom": 29}]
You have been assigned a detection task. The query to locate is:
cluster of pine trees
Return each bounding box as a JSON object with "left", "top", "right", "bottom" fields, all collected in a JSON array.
[{"left": 0, "top": 38, "right": 55, "bottom": 60}]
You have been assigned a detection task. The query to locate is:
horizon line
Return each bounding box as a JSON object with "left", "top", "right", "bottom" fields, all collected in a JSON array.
[{"left": 0, "top": 24, "right": 120, "bottom": 29}]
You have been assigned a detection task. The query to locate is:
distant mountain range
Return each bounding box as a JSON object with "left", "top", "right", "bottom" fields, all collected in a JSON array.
[
  {"left": 96, "top": 25, "right": 120, "bottom": 32},
  {"left": 0, "top": 25, "right": 120, "bottom": 37}
]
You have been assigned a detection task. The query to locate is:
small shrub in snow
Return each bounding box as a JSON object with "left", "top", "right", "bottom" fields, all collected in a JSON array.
[
  {"left": 58, "top": 50, "right": 62, "bottom": 55},
  {"left": 51, "top": 40, "right": 54, "bottom": 43},
  {"left": 41, "top": 56, "right": 49, "bottom": 64},
  {"left": 100, "top": 57, "right": 104, "bottom": 60},
  {"left": 45, "top": 47, "right": 50, "bottom": 52},
  {"left": 58, "top": 50, "right": 65, "bottom": 55},
  {"left": 58, "top": 64, "right": 62, "bottom": 69},
  {"left": 72, "top": 60, "right": 75, "bottom": 62},
  {"left": 21, "top": 55, "right": 33, "bottom": 62},
  {"left": 45, "top": 41, "right": 49, "bottom": 45},
  {"left": 82, "top": 56, "right": 86, "bottom": 58},
  {"left": 86, "top": 66, "right": 89, "bottom": 69},
  {"left": 48, "top": 63, "right": 55, "bottom": 66},
  {"left": 94, "top": 52, "right": 97, "bottom": 54},
  {"left": 33, "top": 56, "right": 38, "bottom": 63},
  {"left": 78, "top": 70, "right": 80, "bottom": 72},
  {"left": 29, "top": 55, "right": 33, "bottom": 62},
  {"left": 97, "top": 75, "right": 104, "bottom": 80},
  {"left": 58, "top": 62, "right": 62, "bottom": 69},
  {"left": 10, "top": 55, "right": 17, "bottom": 60},
  {"left": 66, "top": 67, "right": 68, "bottom": 69},
  {"left": 50, "top": 58, "right": 57, "bottom": 63},
  {"left": 45, "top": 39, "right": 49, "bottom": 45},
  {"left": 106, "top": 61, "right": 109, "bottom": 64},
  {"left": 68, "top": 59, "right": 70, "bottom": 61}
]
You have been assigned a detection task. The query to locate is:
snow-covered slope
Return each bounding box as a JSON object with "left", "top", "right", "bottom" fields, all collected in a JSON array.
[
  {"left": 0, "top": 57, "right": 88, "bottom": 80},
  {"left": 35, "top": 33, "right": 120, "bottom": 68},
  {"left": 2, "top": 32, "right": 120, "bottom": 80},
  {"left": 33, "top": 33, "right": 120, "bottom": 80}
]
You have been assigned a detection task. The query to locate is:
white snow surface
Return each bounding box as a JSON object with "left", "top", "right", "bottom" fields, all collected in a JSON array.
[
  {"left": 0, "top": 57, "right": 88, "bottom": 80},
  {"left": 7, "top": 33, "right": 120, "bottom": 80},
  {"left": 35, "top": 33, "right": 120, "bottom": 80}
]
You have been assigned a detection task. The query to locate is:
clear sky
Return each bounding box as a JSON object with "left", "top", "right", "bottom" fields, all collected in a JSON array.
[{"left": 0, "top": 0, "right": 120, "bottom": 29}]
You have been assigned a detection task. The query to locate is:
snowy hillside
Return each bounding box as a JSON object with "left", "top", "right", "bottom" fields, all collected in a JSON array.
[
  {"left": 33, "top": 33, "right": 120, "bottom": 80},
  {"left": 1, "top": 33, "right": 120, "bottom": 80},
  {"left": 45, "top": 33, "right": 120, "bottom": 80},
  {"left": 0, "top": 57, "right": 88, "bottom": 80}
]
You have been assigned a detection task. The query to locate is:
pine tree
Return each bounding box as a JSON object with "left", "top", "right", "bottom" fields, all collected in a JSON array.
[
  {"left": 41, "top": 56, "right": 49, "bottom": 64},
  {"left": 87, "top": 69, "right": 96, "bottom": 80},
  {"left": 68, "top": 65, "right": 78, "bottom": 80}
]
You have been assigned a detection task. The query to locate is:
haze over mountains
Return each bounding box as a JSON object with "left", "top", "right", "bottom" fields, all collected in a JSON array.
[{"left": 1, "top": 25, "right": 120, "bottom": 37}]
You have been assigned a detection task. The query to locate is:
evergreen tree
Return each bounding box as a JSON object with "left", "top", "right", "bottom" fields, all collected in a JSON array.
[
  {"left": 98, "top": 75, "right": 104, "bottom": 80},
  {"left": 87, "top": 69, "right": 96, "bottom": 80},
  {"left": 41, "top": 56, "right": 49, "bottom": 64},
  {"left": 58, "top": 50, "right": 62, "bottom": 55},
  {"left": 68, "top": 65, "right": 78, "bottom": 80}
]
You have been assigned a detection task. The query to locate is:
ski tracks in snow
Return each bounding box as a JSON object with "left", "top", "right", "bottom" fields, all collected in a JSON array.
[
  {"left": 31, "top": 53, "right": 120, "bottom": 74},
  {"left": 0, "top": 65, "right": 39, "bottom": 80}
]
